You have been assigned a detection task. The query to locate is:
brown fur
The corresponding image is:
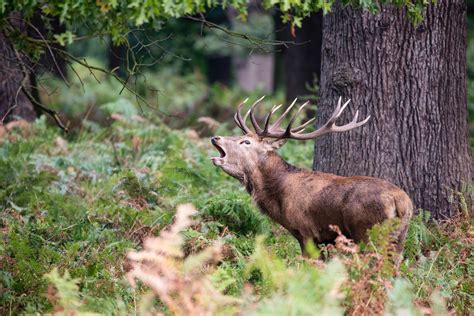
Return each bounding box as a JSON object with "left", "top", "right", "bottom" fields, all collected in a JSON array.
[{"left": 211, "top": 134, "right": 413, "bottom": 254}]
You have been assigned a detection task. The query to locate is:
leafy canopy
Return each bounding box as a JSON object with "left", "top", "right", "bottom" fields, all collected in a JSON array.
[{"left": 1, "top": 0, "right": 431, "bottom": 45}]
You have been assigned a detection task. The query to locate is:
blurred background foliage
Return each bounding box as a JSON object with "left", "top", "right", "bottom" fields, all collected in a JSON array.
[{"left": 29, "top": 2, "right": 474, "bottom": 145}]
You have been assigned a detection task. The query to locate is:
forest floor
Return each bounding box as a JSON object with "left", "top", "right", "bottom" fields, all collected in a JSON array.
[{"left": 0, "top": 105, "right": 472, "bottom": 315}]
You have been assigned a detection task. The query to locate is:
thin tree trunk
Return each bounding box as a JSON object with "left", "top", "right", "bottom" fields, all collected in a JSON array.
[
  {"left": 207, "top": 56, "right": 232, "bottom": 85},
  {"left": 283, "top": 12, "right": 323, "bottom": 102},
  {"left": 207, "top": 7, "right": 232, "bottom": 85},
  {"left": 314, "top": 1, "right": 472, "bottom": 219},
  {"left": 0, "top": 16, "right": 37, "bottom": 123},
  {"left": 108, "top": 43, "right": 127, "bottom": 79}
]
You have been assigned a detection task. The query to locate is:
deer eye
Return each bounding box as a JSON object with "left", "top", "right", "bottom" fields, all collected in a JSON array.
[{"left": 240, "top": 140, "right": 251, "bottom": 145}]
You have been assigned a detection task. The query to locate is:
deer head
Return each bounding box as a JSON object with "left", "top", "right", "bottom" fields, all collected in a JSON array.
[{"left": 211, "top": 96, "right": 371, "bottom": 181}]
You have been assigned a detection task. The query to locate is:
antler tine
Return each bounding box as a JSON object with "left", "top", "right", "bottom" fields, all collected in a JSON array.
[
  {"left": 352, "top": 110, "right": 359, "bottom": 124},
  {"left": 288, "top": 101, "right": 310, "bottom": 129},
  {"left": 277, "top": 100, "right": 310, "bottom": 137},
  {"left": 270, "top": 98, "right": 298, "bottom": 131},
  {"left": 235, "top": 98, "right": 251, "bottom": 134},
  {"left": 325, "top": 99, "right": 355, "bottom": 130},
  {"left": 272, "top": 104, "right": 283, "bottom": 114},
  {"left": 234, "top": 100, "right": 246, "bottom": 130},
  {"left": 285, "top": 97, "right": 370, "bottom": 140},
  {"left": 329, "top": 111, "right": 371, "bottom": 133},
  {"left": 335, "top": 98, "right": 351, "bottom": 120},
  {"left": 243, "top": 108, "right": 251, "bottom": 125},
  {"left": 234, "top": 112, "right": 242, "bottom": 129},
  {"left": 323, "top": 97, "right": 351, "bottom": 127},
  {"left": 249, "top": 95, "right": 266, "bottom": 133},
  {"left": 330, "top": 96, "right": 342, "bottom": 122},
  {"left": 291, "top": 117, "right": 315, "bottom": 133},
  {"left": 359, "top": 115, "right": 371, "bottom": 126},
  {"left": 262, "top": 104, "right": 281, "bottom": 133},
  {"left": 331, "top": 110, "right": 371, "bottom": 132}
]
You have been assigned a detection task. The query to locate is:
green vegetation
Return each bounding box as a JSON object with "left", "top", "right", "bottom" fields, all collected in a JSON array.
[
  {"left": 0, "top": 73, "right": 472, "bottom": 314},
  {"left": 2, "top": 0, "right": 431, "bottom": 41}
]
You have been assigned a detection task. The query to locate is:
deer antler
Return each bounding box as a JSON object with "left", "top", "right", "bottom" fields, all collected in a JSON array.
[{"left": 234, "top": 96, "right": 370, "bottom": 140}]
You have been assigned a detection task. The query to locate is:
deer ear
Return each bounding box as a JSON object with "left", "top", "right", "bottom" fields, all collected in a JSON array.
[{"left": 268, "top": 139, "right": 287, "bottom": 150}]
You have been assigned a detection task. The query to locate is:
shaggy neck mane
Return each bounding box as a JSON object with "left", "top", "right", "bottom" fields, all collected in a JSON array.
[{"left": 243, "top": 152, "right": 300, "bottom": 220}]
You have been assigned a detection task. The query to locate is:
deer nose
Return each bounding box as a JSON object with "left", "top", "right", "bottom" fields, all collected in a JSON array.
[{"left": 211, "top": 136, "right": 221, "bottom": 145}]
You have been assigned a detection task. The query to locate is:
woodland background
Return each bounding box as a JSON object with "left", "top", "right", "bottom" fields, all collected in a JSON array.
[{"left": 0, "top": 1, "right": 473, "bottom": 315}]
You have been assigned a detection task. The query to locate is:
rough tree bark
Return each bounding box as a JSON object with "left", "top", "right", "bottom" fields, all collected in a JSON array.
[
  {"left": 0, "top": 16, "right": 37, "bottom": 123},
  {"left": 314, "top": 1, "right": 472, "bottom": 219}
]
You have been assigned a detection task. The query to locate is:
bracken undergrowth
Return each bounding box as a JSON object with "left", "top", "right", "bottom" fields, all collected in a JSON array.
[{"left": 0, "top": 106, "right": 472, "bottom": 315}]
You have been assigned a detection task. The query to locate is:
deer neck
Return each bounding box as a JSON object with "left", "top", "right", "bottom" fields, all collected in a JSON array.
[{"left": 243, "top": 152, "right": 299, "bottom": 222}]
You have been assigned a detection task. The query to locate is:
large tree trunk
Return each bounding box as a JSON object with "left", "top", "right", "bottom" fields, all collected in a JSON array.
[
  {"left": 314, "top": 1, "right": 472, "bottom": 219},
  {"left": 0, "top": 17, "right": 37, "bottom": 123}
]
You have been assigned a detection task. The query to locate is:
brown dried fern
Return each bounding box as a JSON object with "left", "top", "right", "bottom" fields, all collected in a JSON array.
[{"left": 126, "top": 203, "right": 240, "bottom": 316}]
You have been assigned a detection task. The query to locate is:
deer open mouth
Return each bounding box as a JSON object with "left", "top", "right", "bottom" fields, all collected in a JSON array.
[
  {"left": 212, "top": 143, "right": 226, "bottom": 159},
  {"left": 211, "top": 137, "right": 225, "bottom": 166},
  {"left": 211, "top": 138, "right": 226, "bottom": 166}
]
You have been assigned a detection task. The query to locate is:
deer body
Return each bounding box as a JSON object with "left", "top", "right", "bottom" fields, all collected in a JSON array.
[
  {"left": 211, "top": 97, "right": 413, "bottom": 254},
  {"left": 246, "top": 152, "right": 412, "bottom": 252}
]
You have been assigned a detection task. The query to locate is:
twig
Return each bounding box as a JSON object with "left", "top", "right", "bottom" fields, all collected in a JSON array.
[
  {"left": 48, "top": 45, "right": 170, "bottom": 116},
  {"left": 186, "top": 14, "right": 302, "bottom": 51},
  {"left": 67, "top": 62, "right": 85, "bottom": 92},
  {"left": 22, "top": 86, "right": 69, "bottom": 132},
  {"left": 16, "top": 45, "right": 69, "bottom": 131},
  {"left": 110, "top": 137, "right": 122, "bottom": 168}
]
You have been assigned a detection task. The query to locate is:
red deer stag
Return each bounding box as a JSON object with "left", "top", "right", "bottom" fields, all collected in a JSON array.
[{"left": 210, "top": 97, "right": 413, "bottom": 255}]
